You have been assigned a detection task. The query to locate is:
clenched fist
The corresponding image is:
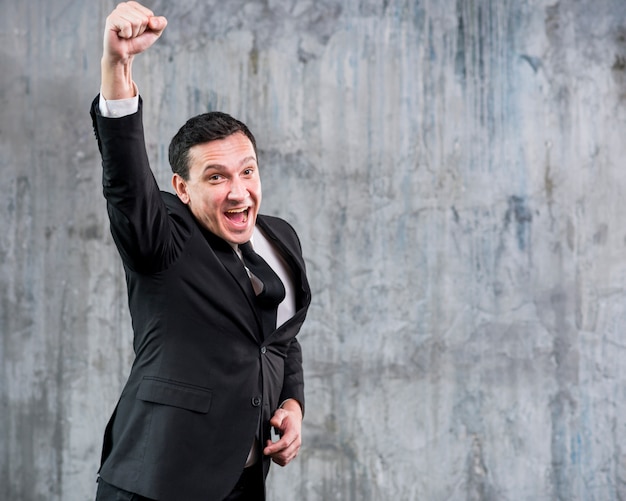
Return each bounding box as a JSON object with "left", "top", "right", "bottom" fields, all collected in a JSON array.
[{"left": 101, "top": 1, "right": 167, "bottom": 100}]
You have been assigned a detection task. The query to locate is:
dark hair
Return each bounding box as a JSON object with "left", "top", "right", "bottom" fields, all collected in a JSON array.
[{"left": 168, "top": 111, "right": 257, "bottom": 180}]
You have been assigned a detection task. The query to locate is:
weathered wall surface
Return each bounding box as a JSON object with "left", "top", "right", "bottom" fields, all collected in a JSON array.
[{"left": 2, "top": 0, "right": 626, "bottom": 499}]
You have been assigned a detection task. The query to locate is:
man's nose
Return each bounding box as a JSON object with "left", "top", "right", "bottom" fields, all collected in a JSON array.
[{"left": 228, "top": 179, "right": 247, "bottom": 200}]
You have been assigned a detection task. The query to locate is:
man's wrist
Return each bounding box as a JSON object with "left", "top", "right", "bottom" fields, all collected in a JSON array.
[
  {"left": 100, "top": 57, "right": 135, "bottom": 100},
  {"left": 280, "top": 398, "right": 303, "bottom": 417}
]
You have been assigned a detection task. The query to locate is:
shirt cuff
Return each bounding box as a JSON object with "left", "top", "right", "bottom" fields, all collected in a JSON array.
[{"left": 98, "top": 82, "right": 139, "bottom": 118}]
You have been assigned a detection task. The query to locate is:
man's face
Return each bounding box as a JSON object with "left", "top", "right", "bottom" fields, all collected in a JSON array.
[{"left": 172, "top": 132, "right": 261, "bottom": 245}]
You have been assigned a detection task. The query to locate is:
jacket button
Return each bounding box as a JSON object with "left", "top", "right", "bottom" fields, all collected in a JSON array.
[
  {"left": 260, "top": 346, "right": 267, "bottom": 354},
  {"left": 252, "top": 397, "right": 262, "bottom": 407}
]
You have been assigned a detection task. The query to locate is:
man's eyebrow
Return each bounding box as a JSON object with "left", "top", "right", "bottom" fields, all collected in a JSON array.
[
  {"left": 200, "top": 156, "right": 258, "bottom": 174},
  {"left": 201, "top": 163, "right": 226, "bottom": 174}
]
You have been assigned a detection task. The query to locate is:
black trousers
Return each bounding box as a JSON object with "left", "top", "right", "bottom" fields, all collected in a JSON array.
[
  {"left": 95, "top": 478, "right": 154, "bottom": 501},
  {"left": 95, "top": 463, "right": 264, "bottom": 501},
  {"left": 222, "top": 462, "right": 264, "bottom": 501}
]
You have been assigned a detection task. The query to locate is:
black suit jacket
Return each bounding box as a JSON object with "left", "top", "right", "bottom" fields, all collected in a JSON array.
[{"left": 90, "top": 98, "right": 311, "bottom": 500}]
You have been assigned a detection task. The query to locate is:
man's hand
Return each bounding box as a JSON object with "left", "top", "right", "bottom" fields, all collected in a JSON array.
[
  {"left": 101, "top": 1, "right": 167, "bottom": 100},
  {"left": 263, "top": 399, "right": 303, "bottom": 466}
]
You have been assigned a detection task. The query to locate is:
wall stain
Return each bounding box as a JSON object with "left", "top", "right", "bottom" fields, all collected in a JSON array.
[
  {"left": 466, "top": 434, "right": 498, "bottom": 501},
  {"left": 503, "top": 195, "right": 533, "bottom": 251}
]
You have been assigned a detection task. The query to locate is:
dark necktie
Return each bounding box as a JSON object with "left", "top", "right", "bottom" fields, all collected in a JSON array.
[{"left": 239, "top": 241, "right": 285, "bottom": 336}]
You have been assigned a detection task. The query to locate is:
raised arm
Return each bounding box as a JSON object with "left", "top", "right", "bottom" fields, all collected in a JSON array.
[
  {"left": 93, "top": 3, "right": 178, "bottom": 273},
  {"left": 101, "top": 1, "right": 167, "bottom": 100}
]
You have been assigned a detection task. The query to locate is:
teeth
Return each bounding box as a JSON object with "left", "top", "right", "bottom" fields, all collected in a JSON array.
[{"left": 225, "top": 208, "right": 248, "bottom": 223}]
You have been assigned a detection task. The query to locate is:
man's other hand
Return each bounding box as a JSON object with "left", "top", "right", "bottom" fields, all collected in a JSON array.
[{"left": 263, "top": 400, "right": 303, "bottom": 467}]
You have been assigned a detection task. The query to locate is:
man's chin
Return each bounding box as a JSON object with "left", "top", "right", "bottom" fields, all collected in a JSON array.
[
  {"left": 221, "top": 228, "right": 254, "bottom": 245},
  {"left": 213, "top": 217, "right": 256, "bottom": 244}
]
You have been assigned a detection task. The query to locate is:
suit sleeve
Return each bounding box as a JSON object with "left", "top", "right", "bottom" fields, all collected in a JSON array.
[
  {"left": 273, "top": 220, "right": 309, "bottom": 416},
  {"left": 279, "top": 336, "right": 305, "bottom": 415},
  {"left": 90, "top": 96, "right": 190, "bottom": 273}
]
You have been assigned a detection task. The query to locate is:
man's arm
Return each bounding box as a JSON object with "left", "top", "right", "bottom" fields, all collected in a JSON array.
[
  {"left": 264, "top": 337, "right": 305, "bottom": 466},
  {"left": 93, "top": 2, "right": 177, "bottom": 273},
  {"left": 101, "top": 1, "right": 167, "bottom": 100}
]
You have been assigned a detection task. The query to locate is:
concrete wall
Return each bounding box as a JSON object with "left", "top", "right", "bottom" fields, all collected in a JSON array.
[{"left": 2, "top": 0, "right": 626, "bottom": 499}]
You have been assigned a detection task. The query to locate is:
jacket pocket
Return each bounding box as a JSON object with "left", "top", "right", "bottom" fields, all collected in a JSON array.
[{"left": 136, "top": 376, "right": 212, "bottom": 413}]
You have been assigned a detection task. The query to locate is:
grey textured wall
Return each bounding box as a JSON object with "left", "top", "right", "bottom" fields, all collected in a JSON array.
[{"left": 2, "top": 0, "right": 626, "bottom": 499}]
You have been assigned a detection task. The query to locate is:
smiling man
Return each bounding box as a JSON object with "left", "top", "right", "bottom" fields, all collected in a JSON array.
[
  {"left": 90, "top": 2, "right": 311, "bottom": 500},
  {"left": 169, "top": 115, "right": 261, "bottom": 245}
]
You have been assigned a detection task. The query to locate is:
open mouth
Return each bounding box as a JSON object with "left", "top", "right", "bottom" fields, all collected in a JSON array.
[{"left": 225, "top": 208, "right": 249, "bottom": 224}]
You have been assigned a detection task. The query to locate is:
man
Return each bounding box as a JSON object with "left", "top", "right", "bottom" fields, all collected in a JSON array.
[{"left": 90, "top": 2, "right": 311, "bottom": 500}]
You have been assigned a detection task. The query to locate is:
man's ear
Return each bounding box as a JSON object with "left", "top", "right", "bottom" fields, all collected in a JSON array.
[{"left": 172, "top": 174, "right": 190, "bottom": 204}]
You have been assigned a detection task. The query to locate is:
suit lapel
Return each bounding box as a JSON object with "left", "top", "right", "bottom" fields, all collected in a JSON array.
[
  {"left": 256, "top": 216, "right": 311, "bottom": 314},
  {"left": 197, "top": 216, "right": 310, "bottom": 342},
  {"left": 199, "top": 226, "right": 264, "bottom": 341}
]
